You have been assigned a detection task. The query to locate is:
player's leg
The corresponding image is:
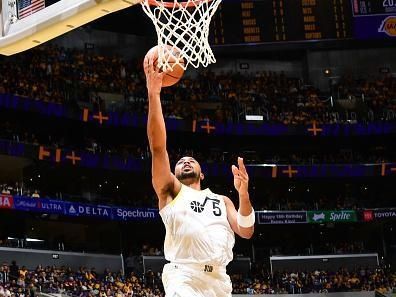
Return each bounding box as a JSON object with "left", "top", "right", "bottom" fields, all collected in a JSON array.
[
  {"left": 205, "top": 271, "right": 233, "bottom": 297},
  {"left": 162, "top": 264, "right": 202, "bottom": 297}
]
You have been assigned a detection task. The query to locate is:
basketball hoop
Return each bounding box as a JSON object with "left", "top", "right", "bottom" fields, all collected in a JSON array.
[
  {"left": 146, "top": 0, "right": 211, "bottom": 8},
  {"left": 141, "top": 0, "right": 222, "bottom": 70}
]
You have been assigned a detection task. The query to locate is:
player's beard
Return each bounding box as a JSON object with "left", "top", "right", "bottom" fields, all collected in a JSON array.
[{"left": 176, "top": 170, "right": 199, "bottom": 183}]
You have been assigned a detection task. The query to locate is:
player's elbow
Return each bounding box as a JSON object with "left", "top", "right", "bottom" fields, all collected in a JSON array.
[
  {"left": 243, "top": 231, "right": 254, "bottom": 240},
  {"left": 239, "top": 227, "right": 254, "bottom": 239}
]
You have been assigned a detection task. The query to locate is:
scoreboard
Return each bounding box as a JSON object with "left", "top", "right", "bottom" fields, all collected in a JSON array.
[
  {"left": 210, "top": 0, "right": 353, "bottom": 45},
  {"left": 350, "top": 0, "right": 396, "bottom": 39},
  {"left": 351, "top": 0, "right": 396, "bottom": 16}
]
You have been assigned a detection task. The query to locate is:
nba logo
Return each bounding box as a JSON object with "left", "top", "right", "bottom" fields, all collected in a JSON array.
[{"left": 363, "top": 210, "right": 374, "bottom": 222}]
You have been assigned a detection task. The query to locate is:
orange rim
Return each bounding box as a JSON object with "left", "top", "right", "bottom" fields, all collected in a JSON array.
[{"left": 146, "top": 0, "right": 211, "bottom": 8}]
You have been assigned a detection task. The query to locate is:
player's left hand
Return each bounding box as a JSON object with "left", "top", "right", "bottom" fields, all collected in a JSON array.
[
  {"left": 232, "top": 157, "right": 249, "bottom": 195},
  {"left": 144, "top": 52, "right": 163, "bottom": 96}
]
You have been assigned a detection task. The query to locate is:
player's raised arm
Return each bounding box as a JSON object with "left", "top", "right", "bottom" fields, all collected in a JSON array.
[
  {"left": 144, "top": 52, "right": 181, "bottom": 209},
  {"left": 224, "top": 157, "right": 255, "bottom": 239}
]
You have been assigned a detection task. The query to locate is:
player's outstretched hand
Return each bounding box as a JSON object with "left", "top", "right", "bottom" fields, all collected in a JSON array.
[
  {"left": 144, "top": 53, "right": 163, "bottom": 95},
  {"left": 232, "top": 157, "right": 249, "bottom": 195}
]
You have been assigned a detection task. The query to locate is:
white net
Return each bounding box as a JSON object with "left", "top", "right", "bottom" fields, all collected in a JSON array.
[{"left": 141, "top": 0, "right": 222, "bottom": 71}]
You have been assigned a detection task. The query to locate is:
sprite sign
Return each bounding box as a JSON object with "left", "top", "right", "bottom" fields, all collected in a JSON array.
[{"left": 307, "top": 210, "right": 357, "bottom": 223}]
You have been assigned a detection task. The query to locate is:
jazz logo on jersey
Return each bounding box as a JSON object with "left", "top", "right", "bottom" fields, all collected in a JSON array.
[
  {"left": 190, "top": 197, "right": 222, "bottom": 216},
  {"left": 379, "top": 16, "right": 396, "bottom": 37}
]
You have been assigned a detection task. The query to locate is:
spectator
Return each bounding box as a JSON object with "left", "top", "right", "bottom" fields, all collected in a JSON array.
[
  {"left": 0, "top": 263, "right": 9, "bottom": 285},
  {"left": 31, "top": 191, "right": 40, "bottom": 199},
  {"left": 8, "top": 261, "right": 18, "bottom": 282}
]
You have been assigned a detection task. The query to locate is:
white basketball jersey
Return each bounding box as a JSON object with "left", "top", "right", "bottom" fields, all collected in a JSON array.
[{"left": 160, "top": 184, "right": 235, "bottom": 266}]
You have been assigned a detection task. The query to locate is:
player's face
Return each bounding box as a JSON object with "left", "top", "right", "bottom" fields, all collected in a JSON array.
[{"left": 175, "top": 156, "right": 201, "bottom": 183}]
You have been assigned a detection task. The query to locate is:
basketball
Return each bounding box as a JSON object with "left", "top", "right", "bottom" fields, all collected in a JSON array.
[{"left": 143, "top": 45, "right": 185, "bottom": 87}]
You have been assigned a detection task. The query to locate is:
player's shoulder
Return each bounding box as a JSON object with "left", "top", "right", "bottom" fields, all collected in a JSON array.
[
  {"left": 204, "top": 188, "right": 224, "bottom": 198},
  {"left": 215, "top": 194, "right": 234, "bottom": 207},
  {"left": 221, "top": 195, "right": 233, "bottom": 203}
]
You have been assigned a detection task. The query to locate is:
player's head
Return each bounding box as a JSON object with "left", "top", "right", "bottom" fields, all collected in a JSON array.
[{"left": 175, "top": 156, "right": 204, "bottom": 185}]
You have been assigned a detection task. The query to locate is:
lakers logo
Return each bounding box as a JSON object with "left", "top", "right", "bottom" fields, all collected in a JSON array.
[{"left": 379, "top": 16, "right": 396, "bottom": 37}]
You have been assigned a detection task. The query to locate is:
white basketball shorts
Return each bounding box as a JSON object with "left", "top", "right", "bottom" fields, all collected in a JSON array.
[{"left": 162, "top": 263, "right": 232, "bottom": 297}]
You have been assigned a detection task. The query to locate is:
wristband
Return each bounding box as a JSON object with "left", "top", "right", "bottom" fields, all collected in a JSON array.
[{"left": 237, "top": 208, "right": 255, "bottom": 228}]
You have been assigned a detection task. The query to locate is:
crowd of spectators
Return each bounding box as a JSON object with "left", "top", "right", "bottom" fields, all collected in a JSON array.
[
  {"left": 1, "top": 184, "right": 40, "bottom": 199},
  {"left": 0, "top": 261, "right": 395, "bottom": 296},
  {"left": 0, "top": 45, "right": 395, "bottom": 125},
  {"left": 1, "top": 115, "right": 395, "bottom": 168},
  {"left": 0, "top": 170, "right": 392, "bottom": 211},
  {"left": 336, "top": 74, "right": 396, "bottom": 117},
  {"left": 0, "top": 45, "right": 135, "bottom": 105},
  {"left": 0, "top": 175, "right": 388, "bottom": 211},
  {"left": 0, "top": 262, "right": 163, "bottom": 297},
  {"left": 233, "top": 266, "right": 395, "bottom": 294}
]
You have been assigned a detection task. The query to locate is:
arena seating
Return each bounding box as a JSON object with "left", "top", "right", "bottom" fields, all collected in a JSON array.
[
  {"left": 0, "top": 262, "right": 394, "bottom": 296},
  {"left": 0, "top": 45, "right": 395, "bottom": 125}
]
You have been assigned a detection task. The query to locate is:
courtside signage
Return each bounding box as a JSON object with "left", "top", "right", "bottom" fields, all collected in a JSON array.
[
  {"left": 113, "top": 207, "right": 158, "bottom": 221},
  {"left": 64, "top": 202, "right": 112, "bottom": 219},
  {"left": 307, "top": 210, "right": 357, "bottom": 223},
  {"left": 257, "top": 211, "right": 307, "bottom": 224},
  {"left": 0, "top": 195, "right": 159, "bottom": 221},
  {"left": 362, "top": 209, "right": 396, "bottom": 222},
  {"left": 0, "top": 194, "right": 13, "bottom": 209}
]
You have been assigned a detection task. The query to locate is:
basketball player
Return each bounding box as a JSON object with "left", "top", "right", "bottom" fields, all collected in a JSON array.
[{"left": 144, "top": 55, "right": 255, "bottom": 297}]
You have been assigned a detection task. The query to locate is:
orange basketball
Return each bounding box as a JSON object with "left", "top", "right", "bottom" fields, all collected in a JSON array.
[{"left": 143, "top": 45, "right": 185, "bottom": 87}]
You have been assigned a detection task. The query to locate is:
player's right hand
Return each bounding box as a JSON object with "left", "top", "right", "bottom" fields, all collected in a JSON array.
[
  {"left": 144, "top": 54, "right": 164, "bottom": 95},
  {"left": 232, "top": 157, "right": 249, "bottom": 196}
]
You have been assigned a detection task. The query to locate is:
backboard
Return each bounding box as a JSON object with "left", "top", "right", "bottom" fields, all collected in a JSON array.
[{"left": 0, "top": 0, "right": 140, "bottom": 56}]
